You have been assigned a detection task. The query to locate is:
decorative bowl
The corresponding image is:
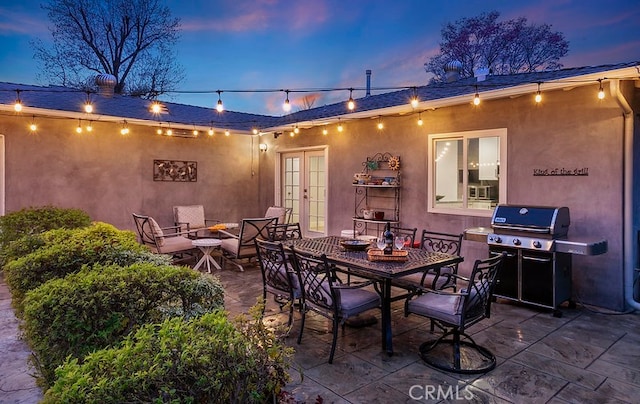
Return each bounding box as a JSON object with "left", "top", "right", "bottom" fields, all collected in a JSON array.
[{"left": 340, "top": 239, "right": 371, "bottom": 251}]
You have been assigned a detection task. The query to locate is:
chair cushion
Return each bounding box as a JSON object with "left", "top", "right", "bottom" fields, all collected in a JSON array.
[
  {"left": 148, "top": 217, "right": 165, "bottom": 246},
  {"left": 407, "top": 292, "right": 463, "bottom": 327},
  {"left": 156, "top": 235, "right": 194, "bottom": 254},
  {"left": 220, "top": 237, "right": 239, "bottom": 254},
  {"left": 265, "top": 264, "right": 302, "bottom": 299},
  {"left": 338, "top": 288, "right": 380, "bottom": 319},
  {"left": 265, "top": 207, "right": 286, "bottom": 224},
  {"left": 174, "top": 205, "right": 206, "bottom": 230}
]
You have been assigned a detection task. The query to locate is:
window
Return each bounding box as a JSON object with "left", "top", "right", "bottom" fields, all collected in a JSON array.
[{"left": 428, "top": 128, "right": 507, "bottom": 216}]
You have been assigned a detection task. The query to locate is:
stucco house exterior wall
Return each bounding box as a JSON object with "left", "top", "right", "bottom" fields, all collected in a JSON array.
[{"left": 264, "top": 81, "right": 637, "bottom": 311}]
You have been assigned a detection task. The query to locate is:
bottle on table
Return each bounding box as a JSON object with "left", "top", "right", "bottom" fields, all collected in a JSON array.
[{"left": 383, "top": 222, "right": 394, "bottom": 255}]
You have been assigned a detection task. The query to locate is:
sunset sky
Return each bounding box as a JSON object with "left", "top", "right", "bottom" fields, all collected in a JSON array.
[{"left": 1, "top": 0, "right": 639, "bottom": 115}]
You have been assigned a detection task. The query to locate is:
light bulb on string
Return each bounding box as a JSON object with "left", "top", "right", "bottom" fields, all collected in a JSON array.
[
  {"left": 417, "top": 112, "right": 423, "bottom": 126},
  {"left": 322, "top": 128, "right": 328, "bottom": 135},
  {"left": 29, "top": 116, "right": 37, "bottom": 132},
  {"left": 84, "top": 92, "right": 93, "bottom": 113},
  {"left": 535, "top": 83, "right": 542, "bottom": 103},
  {"left": 410, "top": 87, "right": 419, "bottom": 108},
  {"left": 337, "top": 119, "right": 343, "bottom": 132},
  {"left": 166, "top": 128, "right": 173, "bottom": 136},
  {"left": 192, "top": 129, "right": 199, "bottom": 137},
  {"left": 294, "top": 125, "right": 300, "bottom": 134},
  {"left": 150, "top": 101, "right": 162, "bottom": 114},
  {"left": 120, "top": 120, "right": 129, "bottom": 135},
  {"left": 76, "top": 119, "right": 83, "bottom": 134},
  {"left": 86, "top": 121, "right": 93, "bottom": 132},
  {"left": 283, "top": 90, "right": 291, "bottom": 112},
  {"left": 597, "top": 79, "right": 605, "bottom": 100},
  {"left": 225, "top": 129, "right": 230, "bottom": 136},
  {"left": 14, "top": 90, "right": 22, "bottom": 112},
  {"left": 347, "top": 88, "right": 355, "bottom": 110},
  {"left": 377, "top": 117, "right": 384, "bottom": 130},
  {"left": 473, "top": 85, "right": 480, "bottom": 106},
  {"left": 216, "top": 90, "right": 224, "bottom": 112},
  {"left": 208, "top": 128, "right": 214, "bottom": 136}
]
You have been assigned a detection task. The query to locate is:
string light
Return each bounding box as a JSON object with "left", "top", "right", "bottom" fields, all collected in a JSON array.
[
  {"left": 166, "top": 128, "right": 173, "bottom": 136},
  {"left": 208, "top": 128, "right": 214, "bottom": 136},
  {"left": 283, "top": 90, "right": 291, "bottom": 112},
  {"left": 76, "top": 119, "right": 83, "bottom": 134},
  {"left": 192, "top": 129, "right": 199, "bottom": 137},
  {"left": 225, "top": 129, "right": 230, "bottom": 136},
  {"left": 417, "top": 112, "right": 423, "bottom": 126},
  {"left": 289, "top": 131, "right": 295, "bottom": 137},
  {"left": 84, "top": 92, "right": 93, "bottom": 113},
  {"left": 216, "top": 90, "right": 224, "bottom": 112},
  {"left": 14, "top": 90, "right": 22, "bottom": 112},
  {"left": 535, "top": 83, "right": 542, "bottom": 103},
  {"left": 337, "top": 119, "right": 343, "bottom": 132},
  {"left": 150, "top": 101, "right": 162, "bottom": 114},
  {"left": 322, "top": 128, "right": 328, "bottom": 135},
  {"left": 377, "top": 117, "right": 384, "bottom": 130},
  {"left": 347, "top": 88, "right": 355, "bottom": 110},
  {"left": 597, "top": 79, "right": 605, "bottom": 99},
  {"left": 29, "top": 116, "right": 37, "bottom": 132},
  {"left": 120, "top": 120, "right": 129, "bottom": 135},
  {"left": 294, "top": 125, "right": 300, "bottom": 134},
  {"left": 86, "top": 121, "right": 93, "bottom": 132},
  {"left": 252, "top": 128, "right": 259, "bottom": 135},
  {"left": 410, "top": 87, "right": 419, "bottom": 108},
  {"left": 473, "top": 85, "right": 480, "bottom": 106}
]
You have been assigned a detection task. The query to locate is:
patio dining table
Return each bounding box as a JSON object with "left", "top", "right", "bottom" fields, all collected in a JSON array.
[{"left": 289, "top": 235, "right": 463, "bottom": 355}]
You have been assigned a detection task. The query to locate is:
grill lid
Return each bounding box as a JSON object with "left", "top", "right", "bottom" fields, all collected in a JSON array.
[{"left": 491, "top": 205, "right": 570, "bottom": 237}]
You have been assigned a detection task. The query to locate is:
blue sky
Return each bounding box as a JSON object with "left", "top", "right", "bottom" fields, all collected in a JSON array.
[{"left": 1, "top": 0, "right": 639, "bottom": 115}]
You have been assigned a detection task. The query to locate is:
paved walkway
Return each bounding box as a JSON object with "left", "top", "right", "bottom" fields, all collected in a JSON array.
[{"left": 0, "top": 274, "right": 42, "bottom": 403}]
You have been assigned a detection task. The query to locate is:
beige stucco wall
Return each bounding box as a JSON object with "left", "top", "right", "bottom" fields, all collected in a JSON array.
[
  {"left": 1, "top": 81, "right": 637, "bottom": 311},
  {"left": 0, "top": 116, "right": 267, "bottom": 230},
  {"left": 265, "top": 83, "right": 635, "bottom": 311}
]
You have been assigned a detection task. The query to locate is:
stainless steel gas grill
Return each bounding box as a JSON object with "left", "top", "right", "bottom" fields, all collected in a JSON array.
[{"left": 487, "top": 205, "right": 607, "bottom": 317}]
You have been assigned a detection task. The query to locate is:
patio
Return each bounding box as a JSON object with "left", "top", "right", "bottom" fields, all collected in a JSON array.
[
  {"left": 218, "top": 262, "right": 640, "bottom": 403},
  {"left": 2, "top": 258, "right": 640, "bottom": 403}
]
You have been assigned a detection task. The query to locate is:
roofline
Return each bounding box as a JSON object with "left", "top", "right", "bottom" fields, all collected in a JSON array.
[{"left": 260, "top": 64, "right": 640, "bottom": 133}]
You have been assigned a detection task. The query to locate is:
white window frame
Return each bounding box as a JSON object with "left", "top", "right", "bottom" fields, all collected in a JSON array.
[{"left": 427, "top": 128, "right": 507, "bottom": 217}]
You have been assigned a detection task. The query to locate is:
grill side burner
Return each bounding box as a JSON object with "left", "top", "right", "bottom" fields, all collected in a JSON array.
[{"left": 485, "top": 204, "right": 607, "bottom": 317}]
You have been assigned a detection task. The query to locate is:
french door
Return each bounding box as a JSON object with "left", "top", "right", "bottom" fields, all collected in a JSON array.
[{"left": 278, "top": 148, "right": 327, "bottom": 238}]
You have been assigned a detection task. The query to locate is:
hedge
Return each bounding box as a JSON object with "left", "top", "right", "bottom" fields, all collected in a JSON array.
[
  {"left": 22, "top": 262, "right": 225, "bottom": 387},
  {"left": 0, "top": 206, "right": 91, "bottom": 268},
  {"left": 3, "top": 221, "right": 158, "bottom": 311},
  {"left": 42, "top": 310, "right": 292, "bottom": 403}
]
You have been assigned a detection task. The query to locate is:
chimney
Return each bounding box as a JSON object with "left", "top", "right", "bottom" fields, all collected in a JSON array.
[
  {"left": 444, "top": 60, "right": 462, "bottom": 83},
  {"left": 366, "top": 70, "right": 371, "bottom": 97},
  {"left": 95, "top": 73, "right": 117, "bottom": 97}
]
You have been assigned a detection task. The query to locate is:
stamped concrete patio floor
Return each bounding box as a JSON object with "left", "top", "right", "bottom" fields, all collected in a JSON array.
[{"left": 2, "top": 263, "right": 640, "bottom": 403}]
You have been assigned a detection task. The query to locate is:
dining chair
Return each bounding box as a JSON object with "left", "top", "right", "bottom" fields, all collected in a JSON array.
[
  {"left": 173, "top": 205, "right": 219, "bottom": 238},
  {"left": 131, "top": 213, "right": 198, "bottom": 264},
  {"left": 269, "top": 222, "right": 303, "bottom": 242},
  {"left": 391, "top": 226, "right": 418, "bottom": 248},
  {"left": 254, "top": 238, "right": 302, "bottom": 331},
  {"left": 290, "top": 247, "right": 381, "bottom": 364},
  {"left": 404, "top": 253, "right": 506, "bottom": 374},
  {"left": 218, "top": 217, "right": 278, "bottom": 271}
]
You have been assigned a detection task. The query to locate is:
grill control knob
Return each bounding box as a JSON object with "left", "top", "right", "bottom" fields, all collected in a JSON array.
[
  {"left": 512, "top": 238, "right": 521, "bottom": 246},
  {"left": 533, "top": 241, "right": 542, "bottom": 248},
  {"left": 490, "top": 236, "right": 502, "bottom": 243}
]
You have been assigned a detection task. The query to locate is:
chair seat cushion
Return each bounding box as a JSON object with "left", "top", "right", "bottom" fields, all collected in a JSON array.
[
  {"left": 265, "top": 264, "right": 302, "bottom": 299},
  {"left": 156, "top": 236, "right": 195, "bottom": 254},
  {"left": 338, "top": 288, "right": 380, "bottom": 319},
  {"left": 407, "top": 292, "right": 463, "bottom": 327}
]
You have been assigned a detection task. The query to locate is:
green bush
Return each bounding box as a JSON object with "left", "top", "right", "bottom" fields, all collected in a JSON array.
[
  {"left": 42, "top": 310, "right": 292, "bottom": 403},
  {"left": 3, "top": 222, "right": 154, "bottom": 311},
  {"left": 0, "top": 206, "right": 91, "bottom": 268},
  {"left": 22, "top": 262, "right": 225, "bottom": 387}
]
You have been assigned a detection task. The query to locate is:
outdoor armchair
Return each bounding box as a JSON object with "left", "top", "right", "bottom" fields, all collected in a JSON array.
[
  {"left": 404, "top": 253, "right": 505, "bottom": 374},
  {"left": 132, "top": 213, "right": 198, "bottom": 264},
  {"left": 219, "top": 217, "right": 278, "bottom": 271},
  {"left": 173, "top": 205, "right": 219, "bottom": 237}
]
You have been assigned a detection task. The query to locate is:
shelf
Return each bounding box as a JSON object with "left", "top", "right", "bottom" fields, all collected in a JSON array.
[
  {"left": 352, "top": 184, "right": 399, "bottom": 188},
  {"left": 353, "top": 218, "right": 399, "bottom": 224}
]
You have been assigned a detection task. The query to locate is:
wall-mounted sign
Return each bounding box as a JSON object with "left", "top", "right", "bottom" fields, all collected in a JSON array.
[
  {"left": 153, "top": 160, "right": 197, "bottom": 182},
  {"left": 533, "top": 168, "right": 588, "bottom": 177}
]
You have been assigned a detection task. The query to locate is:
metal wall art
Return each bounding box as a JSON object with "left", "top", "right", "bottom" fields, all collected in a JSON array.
[{"left": 153, "top": 160, "right": 197, "bottom": 182}]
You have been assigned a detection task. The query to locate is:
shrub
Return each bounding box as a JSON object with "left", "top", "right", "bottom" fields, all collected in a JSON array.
[
  {"left": 22, "top": 262, "right": 225, "bottom": 387},
  {"left": 42, "top": 309, "right": 293, "bottom": 403},
  {"left": 3, "top": 222, "right": 154, "bottom": 311},
  {"left": 0, "top": 206, "right": 91, "bottom": 268}
]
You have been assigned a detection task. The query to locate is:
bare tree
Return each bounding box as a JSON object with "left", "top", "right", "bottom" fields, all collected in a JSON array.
[
  {"left": 425, "top": 11, "right": 568, "bottom": 82},
  {"left": 32, "top": 0, "right": 184, "bottom": 97}
]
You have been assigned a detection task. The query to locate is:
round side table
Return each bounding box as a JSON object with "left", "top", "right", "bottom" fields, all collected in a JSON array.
[{"left": 192, "top": 238, "right": 222, "bottom": 273}]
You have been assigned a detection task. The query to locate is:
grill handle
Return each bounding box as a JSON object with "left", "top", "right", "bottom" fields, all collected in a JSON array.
[
  {"left": 522, "top": 255, "right": 552, "bottom": 263},
  {"left": 491, "top": 251, "right": 517, "bottom": 259},
  {"left": 491, "top": 224, "right": 550, "bottom": 234}
]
